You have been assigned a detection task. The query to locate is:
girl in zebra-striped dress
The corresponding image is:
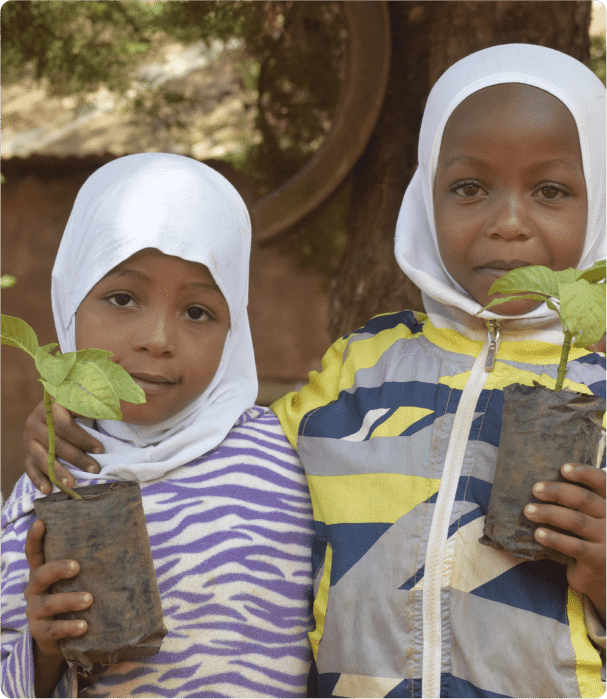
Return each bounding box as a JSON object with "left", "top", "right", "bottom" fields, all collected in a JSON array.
[{"left": 1, "top": 154, "right": 313, "bottom": 698}]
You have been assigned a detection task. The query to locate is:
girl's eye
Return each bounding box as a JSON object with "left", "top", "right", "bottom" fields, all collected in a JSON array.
[
  {"left": 452, "top": 182, "right": 483, "bottom": 197},
  {"left": 108, "top": 293, "right": 135, "bottom": 307},
  {"left": 537, "top": 185, "right": 565, "bottom": 200},
  {"left": 185, "top": 306, "right": 208, "bottom": 321}
]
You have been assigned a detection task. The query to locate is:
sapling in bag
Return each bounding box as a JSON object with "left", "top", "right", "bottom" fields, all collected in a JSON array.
[{"left": 478, "top": 261, "right": 606, "bottom": 563}]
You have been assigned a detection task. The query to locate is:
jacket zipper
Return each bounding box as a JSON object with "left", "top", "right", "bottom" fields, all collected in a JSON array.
[
  {"left": 485, "top": 320, "right": 500, "bottom": 372},
  {"left": 421, "top": 320, "right": 501, "bottom": 698}
]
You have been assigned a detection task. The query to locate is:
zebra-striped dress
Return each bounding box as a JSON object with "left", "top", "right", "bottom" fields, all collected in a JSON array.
[{"left": 1, "top": 406, "right": 314, "bottom": 698}]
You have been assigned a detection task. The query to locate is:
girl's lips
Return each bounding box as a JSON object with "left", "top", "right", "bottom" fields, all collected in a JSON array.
[
  {"left": 477, "top": 262, "right": 534, "bottom": 279},
  {"left": 477, "top": 267, "right": 514, "bottom": 279},
  {"left": 129, "top": 373, "right": 177, "bottom": 391}
]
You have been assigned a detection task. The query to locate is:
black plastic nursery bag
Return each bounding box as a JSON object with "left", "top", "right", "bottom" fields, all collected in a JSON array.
[
  {"left": 480, "top": 383, "right": 605, "bottom": 564},
  {"left": 34, "top": 480, "right": 167, "bottom": 672}
]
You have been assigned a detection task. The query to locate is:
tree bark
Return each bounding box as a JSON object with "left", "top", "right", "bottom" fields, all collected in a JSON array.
[{"left": 328, "top": 0, "right": 592, "bottom": 340}]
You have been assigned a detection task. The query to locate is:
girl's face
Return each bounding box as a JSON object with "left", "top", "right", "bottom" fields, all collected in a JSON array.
[
  {"left": 433, "top": 83, "right": 587, "bottom": 316},
  {"left": 75, "top": 248, "right": 230, "bottom": 425}
]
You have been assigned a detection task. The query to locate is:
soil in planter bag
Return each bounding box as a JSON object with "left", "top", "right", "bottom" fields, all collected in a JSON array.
[
  {"left": 34, "top": 481, "right": 167, "bottom": 672},
  {"left": 480, "top": 383, "right": 605, "bottom": 565}
]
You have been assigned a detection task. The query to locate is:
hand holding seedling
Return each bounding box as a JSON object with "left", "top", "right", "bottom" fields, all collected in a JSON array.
[
  {"left": 25, "top": 519, "right": 93, "bottom": 697},
  {"left": 524, "top": 464, "right": 606, "bottom": 622},
  {"left": 24, "top": 401, "right": 104, "bottom": 494},
  {"left": 481, "top": 262, "right": 606, "bottom": 603}
]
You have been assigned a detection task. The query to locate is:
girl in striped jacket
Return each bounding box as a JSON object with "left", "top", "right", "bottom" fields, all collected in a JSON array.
[{"left": 2, "top": 153, "right": 313, "bottom": 698}]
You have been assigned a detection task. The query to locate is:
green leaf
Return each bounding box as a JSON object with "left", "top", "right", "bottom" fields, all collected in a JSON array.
[
  {"left": 42, "top": 362, "right": 123, "bottom": 420},
  {"left": 483, "top": 293, "right": 559, "bottom": 313},
  {"left": 559, "top": 282, "right": 606, "bottom": 348},
  {"left": 1, "top": 314, "right": 39, "bottom": 357},
  {"left": 40, "top": 342, "right": 59, "bottom": 354},
  {"left": 487, "top": 266, "right": 565, "bottom": 299},
  {"left": 34, "top": 348, "right": 77, "bottom": 387},
  {"left": 74, "top": 349, "right": 146, "bottom": 405},
  {"left": 74, "top": 348, "right": 114, "bottom": 362},
  {"left": 576, "top": 260, "right": 606, "bottom": 284},
  {"left": 1, "top": 275, "right": 17, "bottom": 289}
]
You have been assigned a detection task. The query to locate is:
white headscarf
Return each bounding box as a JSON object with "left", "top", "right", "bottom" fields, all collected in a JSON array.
[
  {"left": 51, "top": 153, "right": 257, "bottom": 482},
  {"left": 394, "top": 44, "right": 606, "bottom": 341}
]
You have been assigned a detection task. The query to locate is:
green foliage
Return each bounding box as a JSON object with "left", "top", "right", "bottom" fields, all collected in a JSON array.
[
  {"left": 1, "top": 2, "right": 159, "bottom": 96},
  {"left": 2, "top": 310, "right": 146, "bottom": 498},
  {"left": 1, "top": 275, "right": 17, "bottom": 289},
  {"left": 482, "top": 261, "right": 606, "bottom": 391},
  {"left": 1, "top": 314, "right": 39, "bottom": 356},
  {"left": 483, "top": 261, "right": 606, "bottom": 348},
  {"left": 35, "top": 346, "right": 77, "bottom": 387},
  {"left": 1, "top": 314, "right": 146, "bottom": 420}
]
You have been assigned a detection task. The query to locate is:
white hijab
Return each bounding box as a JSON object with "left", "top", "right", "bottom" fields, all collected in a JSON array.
[
  {"left": 51, "top": 153, "right": 257, "bottom": 482},
  {"left": 394, "top": 44, "right": 606, "bottom": 342}
]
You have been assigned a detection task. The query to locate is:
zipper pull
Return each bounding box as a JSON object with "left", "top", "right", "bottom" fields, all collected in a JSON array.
[{"left": 485, "top": 320, "right": 500, "bottom": 372}]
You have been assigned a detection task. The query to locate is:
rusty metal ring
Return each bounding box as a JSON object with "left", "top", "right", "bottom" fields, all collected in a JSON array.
[{"left": 251, "top": 1, "right": 391, "bottom": 245}]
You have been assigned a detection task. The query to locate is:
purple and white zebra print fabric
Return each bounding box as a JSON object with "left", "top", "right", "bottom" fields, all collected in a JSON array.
[{"left": 1, "top": 407, "right": 314, "bottom": 698}]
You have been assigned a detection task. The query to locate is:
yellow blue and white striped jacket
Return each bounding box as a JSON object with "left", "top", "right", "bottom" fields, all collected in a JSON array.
[{"left": 273, "top": 309, "right": 605, "bottom": 698}]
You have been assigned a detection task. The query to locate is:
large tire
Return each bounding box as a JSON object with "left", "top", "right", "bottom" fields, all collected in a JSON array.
[{"left": 251, "top": 1, "right": 391, "bottom": 245}]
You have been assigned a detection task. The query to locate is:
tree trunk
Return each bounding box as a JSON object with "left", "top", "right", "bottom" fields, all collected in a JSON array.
[{"left": 328, "top": 0, "right": 591, "bottom": 340}]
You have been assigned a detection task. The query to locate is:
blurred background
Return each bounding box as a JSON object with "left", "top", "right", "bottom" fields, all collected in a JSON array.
[{"left": 2, "top": 1, "right": 605, "bottom": 498}]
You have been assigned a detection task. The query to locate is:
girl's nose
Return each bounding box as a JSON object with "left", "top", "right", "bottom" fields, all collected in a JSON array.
[
  {"left": 485, "top": 195, "right": 532, "bottom": 241},
  {"left": 135, "top": 315, "right": 175, "bottom": 356}
]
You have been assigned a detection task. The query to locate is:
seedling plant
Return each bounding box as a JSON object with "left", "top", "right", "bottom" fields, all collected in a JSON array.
[
  {"left": 483, "top": 259, "right": 606, "bottom": 389},
  {"left": 478, "top": 260, "right": 606, "bottom": 563},
  {"left": 1, "top": 277, "right": 145, "bottom": 499}
]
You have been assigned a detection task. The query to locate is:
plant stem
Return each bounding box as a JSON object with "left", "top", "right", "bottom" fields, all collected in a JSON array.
[
  {"left": 43, "top": 389, "right": 81, "bottom": 499},
  {"left": 554, "top": 330, "right": 573, "bottom": 392}
]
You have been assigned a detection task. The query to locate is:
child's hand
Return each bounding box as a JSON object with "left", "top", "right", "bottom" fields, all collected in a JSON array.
[
  {"left": 24, "top": 519, "right": 93, "bottom": 660},
  {"left": 524, "top": 464, "right": 605, "bottom": 622},
  {"left": 23, "top": 400, "right": 103, "bottom": 494}
]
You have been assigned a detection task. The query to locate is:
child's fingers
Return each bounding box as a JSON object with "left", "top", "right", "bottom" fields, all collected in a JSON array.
[
  {"left": 23, "top": 434, "right": 99, "bottom": 492},
  {"left": 23, "top": 548, "right": 92, "bottom": 655},
  {"left": 560, "top": 463, "right": 606, "bottom": 499},
  {"left": 24, "top": 449, "right": 57, "bottom": 495},
  {"left": 532, "top": 526, "right": 602, "bottom": 564},
  {"left": 52, "top": 402, "right": 104, "bottom": 457},
  {"left": 530, "top": 477, "right": 605, "bottom": 519},
  {"left": 34, "top": 618, "right": 89, "bottom": 647},
  {"left": 29, "top": 612, "right": 89, "bottom": 659},
  {"left": 23, "top": 401, "right": 102, "bottom": 483},
  {"left": 24, "top": 519, "right": 47, "bottom": 571},
  {"left": 25, "top": 558, "right": 80, "bottom": 598},
  {"left": 524, "top": 502, "right": 604, "bottom": 543},
  {"left": 30, "top": 589, "right": 93, "bottom": 624}
]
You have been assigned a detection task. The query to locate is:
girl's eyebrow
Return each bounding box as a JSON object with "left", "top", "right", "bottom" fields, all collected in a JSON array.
[
  {"left": 443, "top": 155, "right": 488, "bottom": 169},
  {"left": 101, "top": 269, "right": 221, "bottom": 292},
  {"left": 444, "top": 154, "right": 582, "bottom": 174},
  {"left": 531, "top": 157, "right": 583, "bottom": 174}
]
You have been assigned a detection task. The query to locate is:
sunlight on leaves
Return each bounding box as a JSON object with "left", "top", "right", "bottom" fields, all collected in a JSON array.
[{"left": 1, "top": 315, "right": 39, "bottom": 357}]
